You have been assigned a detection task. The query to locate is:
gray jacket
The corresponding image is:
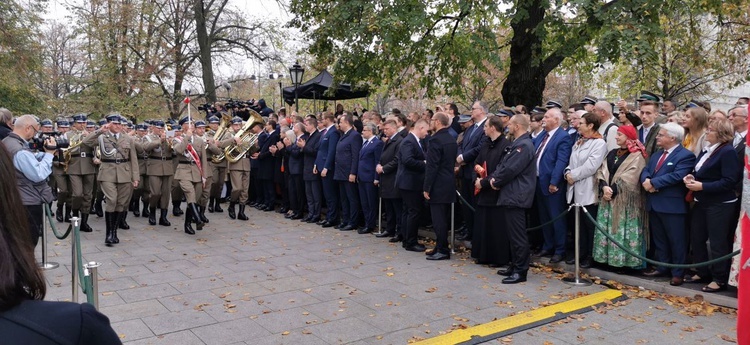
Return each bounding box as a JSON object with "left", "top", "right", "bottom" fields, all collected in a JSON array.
[{"left": 2, "top": 133, "right": 54, "bottom": 205}]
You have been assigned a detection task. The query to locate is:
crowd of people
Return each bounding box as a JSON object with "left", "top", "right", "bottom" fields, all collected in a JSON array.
[{"left": 0, "top": 93, "right": 748, "bottom": 289}]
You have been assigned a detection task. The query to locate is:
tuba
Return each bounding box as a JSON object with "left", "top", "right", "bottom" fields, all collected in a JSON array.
[
  {"left": 224, "top": 110, "right": 264, "bottom": 163},
  {"left": 209, "top": 112, "right": 233, "bottom": 164}
]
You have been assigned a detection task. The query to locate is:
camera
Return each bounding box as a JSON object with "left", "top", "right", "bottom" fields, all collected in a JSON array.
[
  {"left": 29, "top": 132, "right": 70, "bottom": 151},
  {"left": 198, "top": 103, "right": 216, "bottom": 112}
]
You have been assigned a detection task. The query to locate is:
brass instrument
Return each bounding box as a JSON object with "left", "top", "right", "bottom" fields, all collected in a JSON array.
[
  {"left": 61, "top": 131, "right": 85, "bottom": 171},
  {"left": 224, "top": 110, "right": 264, "bottom": 163},
  {"left": 210, "top": 112, "right": 233, "bottom": 164}
]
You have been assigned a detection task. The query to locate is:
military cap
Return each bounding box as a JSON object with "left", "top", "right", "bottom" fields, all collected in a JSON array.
[
  {"left": 178, "top": 116, "right": 194, "bottom": 126},
  {"left": 105, "top": 114, "right": 122, "bottom": 124},
  {"left": 544, "top": 100, "right": 563, "bottom": 109},
  {"left": 230, "top": 116, "right": 243, "bottom": 124},
  {"left": 636, "top": 91, "right": 662, "bottom": 103},
  {"left": 497, "top": 109, "right": 514, "bottom": 117},
  {"left": 531, "top": 106, "right": 548, "bottom": 115},
  {"left": 684, "top": 100, "right": 701, "bottom": 109},
  {"left": 40, "top": 119, "right": 53, "bottom": 127},
  {"left": 457, "top": 115, "right": 472, "bottom": 123},
  {"left": 580, "top": 95, "right": 598, "bottom": 106},
  {"left": 73, "top": 114, "right": 87, "bottom": 123},
  {"left": 195, "top": 120, "right": 206, "bottom": 128},
  {"left": 208, "top": 115, "right": 220, "bottom": 124},
  {"left": 86, "top": 120, "right": 96, "bottom": 128},
  {"left": 57, "top": 120, "right": 70, "bottom": 128},
  {"left": 135, "top": 124, "right": 148, "bottom": 131}
]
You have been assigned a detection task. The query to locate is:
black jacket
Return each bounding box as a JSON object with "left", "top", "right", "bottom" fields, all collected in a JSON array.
[
  {"left": 692, "top": 143, "right": 742, "bottom": 204},
  {"left": 0, "top": 122, "right": 10, "bottom": 140},
  {"left": 0, "top": 300, "right": 121, "bottom": 344},
  {"left": 378, "top": 134, "right": 402, "bottom": 198},
  {"left": 257, "top": 128, "right": 280, "bottom": 179},
  {"left": 302, "top": 130, "right": 321, "bottom": 181},
  {"left": 484, "top": 133, "right": 537, "bottom": 208},
  {"left": 423, "top": 128, "right": 458, "bottom": 204},
  {"left": 474, "top": 135, "right": 511, "bottom": 206},
  {"left": 396, "top": 132, "right": 426, "bottom": 191}
]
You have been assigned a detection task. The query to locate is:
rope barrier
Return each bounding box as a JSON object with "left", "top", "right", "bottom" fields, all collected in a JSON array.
[
  {"left": 43, "top": 204, "right": 93, "bottom": 303},
  {"left": 581, "top": 206, "right": 741, "bottom": 269}
]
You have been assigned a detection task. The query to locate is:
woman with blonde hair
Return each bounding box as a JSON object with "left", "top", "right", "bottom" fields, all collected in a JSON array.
[
  {"left": 666, "top": 111, "right": 686, "bottom": 126},
  {"left": 682, "top": 107, "right": 709, "bottom": 156}
]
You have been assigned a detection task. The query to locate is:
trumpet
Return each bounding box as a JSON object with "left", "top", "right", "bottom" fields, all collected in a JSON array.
[{"left": 224, "top": 110, "right": 264, "bottom": 163}]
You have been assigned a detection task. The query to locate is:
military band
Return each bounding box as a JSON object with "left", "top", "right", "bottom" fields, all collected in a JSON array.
[
  {"left": 66, "top": 114, "right": 96, "bottom": 232},
  {"left": 172, "top": 117, "right": 208, "bottom": 234}
]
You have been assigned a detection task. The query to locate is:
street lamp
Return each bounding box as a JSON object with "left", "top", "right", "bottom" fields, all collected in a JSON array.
[
  {"left": 289, "top": 61, "right": 305, "bottom": 112},
  {"left": 269, "top": 73, "right": 285, "bottom": 111}
]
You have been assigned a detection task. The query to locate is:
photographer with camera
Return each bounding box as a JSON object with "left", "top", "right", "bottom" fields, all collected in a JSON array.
[{"left": 1, "top": 115, "right": 58, "bottom": 247}]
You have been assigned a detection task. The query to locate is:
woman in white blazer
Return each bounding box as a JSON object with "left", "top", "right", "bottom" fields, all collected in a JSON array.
[{"left": 564, "top": 112, "right": 608, "bottom": 268}]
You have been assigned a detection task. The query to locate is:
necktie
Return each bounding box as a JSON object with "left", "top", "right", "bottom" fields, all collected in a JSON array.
[
  {"left": 363, "top": 139, "right": 370, "bottom": 148},
  {"left": 321, "top": 128, "right": 328, "bottom": 137},
  {"left": 535, "top": 133, "right": 549, "bottom": 157},
  {"left": 655, "top": 151, "right": 668, "bottom": 171}
]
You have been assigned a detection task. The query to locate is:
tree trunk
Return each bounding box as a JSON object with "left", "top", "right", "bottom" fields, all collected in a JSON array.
[
  {"left": 501, "top": 0, "right": 546, "bottom": 107},
  {"left": 193, "top": 0, "right": 216, "bottom": 102}
]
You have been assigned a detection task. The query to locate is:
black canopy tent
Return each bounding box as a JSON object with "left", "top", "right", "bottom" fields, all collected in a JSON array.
[{"left": 283, "top": 70, "right": 369, "bottom": 108}]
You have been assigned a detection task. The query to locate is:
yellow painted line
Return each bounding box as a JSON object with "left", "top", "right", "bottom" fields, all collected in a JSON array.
[{"left": 418, "top": 289, "right": 624, "bottom": 345}]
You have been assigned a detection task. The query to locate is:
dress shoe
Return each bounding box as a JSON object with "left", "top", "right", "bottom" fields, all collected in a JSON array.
[
  {"left": 389, "top": 235, "right": 403, "bottom": 243},
  {"left": 502, "top": 272, "right": 527, "bottom": 284},
  {"left": 701, "top": 282, "right": 727, "bottom": 293},
  {"left": 290, "top": 213, "right": 303, "bottom": 220},
  {"left": 534, "top": 250, "right": 554, "bottom": 258},
  {"left": 375, "top": 231, "right": 394, "bottom": 238},
  {"left": 426, "top": 252, "right": 450, "bottom": 260},
  {"left": 284, "top": 213, "right": 293, "bottom": 219},
  {"left": 496, "top": 266, "right": 516, "bottom": 276},
  {"left": 306, "top": 217, "right": 320, "bottom": 223},
  {"left": 404, "top": 244, "right": 426, "bottom": 252},
  {"left": 254, "top": 204, "right": 264, "bottom": 210},
  {"left": 580, "top": 257, "right": 593, "bottom": 269},
  {"left": 316, "top": 219, "right": 327, "bottom": 225},
  {"left": 321, "top": 221, "right": 337, "bottom": 228},
  {"left": 669, "top": 277, "right": 684, "bottom": 286},
  {"left": 425, "top": 248, "right": 436, "bottom": 256},
  {"left": 278, "top": 207, "right": 288, "bottom": 214},
  {"left": 263, "top": 205, "right": 275, "bottom": 212},
  {"left": 549, "top": 255, "right": 563, "bottom": 264},
  {"left": 341, "top": 225, "right": 356, "bottom": 231},
  {"left": 249, "top": 201, "right": 257, "bottom": 207},
  {"left": 642, "top": 269, "right": 668, "bottom": 277},
  {"left": 357, "top": 227, "right": 373, "bottom": 234},
  {"left": 565, "top": 257, "right": 576, "bottom": 265}
]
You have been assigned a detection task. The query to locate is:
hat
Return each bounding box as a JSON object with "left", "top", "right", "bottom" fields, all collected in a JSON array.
[
  {"left": 195, "top": 120, "right": 206, "bottom": 128},
  {"left": 457, "top": 115, "right": 472, "bottom": 123},
  {"left": 152, "top": 120, "right": 165, "bottom": 128},
  {"left": 98, "top": 119, "right": 107, "bottom": 126},
  {"left": 617, "top": 125, "right": 637, "bottom": 141},
  {"left": 73, "top": 114, "right": 87, "bottom": 123},
  {"left": 636, "top": 91, "right": 662, "bottom": 103},
  {"left": 230, "top": 116, "right": 243, "bottom": 124},
  {"left": 57, "top": 120, "right": 70, "bottom": 128},
  {"left": 497, "top": 109, "right": 514, "bottom": 117},
  {"left": 105, "top": 114, "right": 121, "bottom": 124},
  {"left": 626, "top": 113, "right": 642, "bottom": 127},
  {"left": 125, "top": 121, "right": 134, "bottom": 129},
  {"left": 208, "top": 116, "right": 220, "bottom": 124},
  {"left": 580, "top": 95, "right": 598, "bottom": 106},
  {"left": 167, "top": 118, "right": 177, "bottom": 126},
  {"left": 40, "top": 119, "right": 53, "bottom": 127},
  {"left": 135, "top": 124, "right": 148, "bottom": 131},
  {"left": 684, "top": 99, "right": 701, "bottom": 109},
  {"left": 178, "top": 116, "right": 193, "bottom": 126},
  {"left": 531, "top": 106, "right": 547, "bottom": 115},
  {"left": 544, "top": 100, "right": 563, "bottom": 109},
  {"left": 86, "top": 120, "right": 96, "bottom": 127}
]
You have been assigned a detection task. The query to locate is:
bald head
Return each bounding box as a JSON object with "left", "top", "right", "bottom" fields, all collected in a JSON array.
[{"left": 594, "top": 101, "right": 612, "bottom": 120}]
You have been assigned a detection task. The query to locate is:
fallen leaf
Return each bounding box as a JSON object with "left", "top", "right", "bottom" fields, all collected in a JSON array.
[{"left": 281, "top": 331, "right": 290, "bottom": 336}]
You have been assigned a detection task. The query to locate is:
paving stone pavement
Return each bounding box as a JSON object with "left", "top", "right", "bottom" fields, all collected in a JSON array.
[{"left": 39, "top": 208, "right": 738, "bottom": 344}]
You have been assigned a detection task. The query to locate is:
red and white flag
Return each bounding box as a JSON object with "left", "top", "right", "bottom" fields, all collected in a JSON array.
[{"left": 739, "top": 103, "right": 750, "bottom": 345}]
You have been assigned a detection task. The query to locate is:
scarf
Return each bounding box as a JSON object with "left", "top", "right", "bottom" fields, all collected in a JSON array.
[{"left": 625, "top": 139, "right": 647, "bottom": 158}]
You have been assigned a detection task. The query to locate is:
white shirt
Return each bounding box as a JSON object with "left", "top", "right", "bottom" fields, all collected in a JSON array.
[
  {"left": 734, "top": 130, "right": 747, "bottom": 147},
  {"left": 657, "top": 143, "right": 680, "bottom": 165},
  {"left": 411, "top": 132, "right": 422, "bottom": 151},
  {"left": 641, "top": 123, "right": 655, "bottom": 141},
  {"left": 695, "top": 143, "right": 720, "bottom": 171},
  {"left": 536, "top": 127, "right": 559, "bottom": 175},
  {"left": 458, "top": 117, "right": 487, "bottom": 161}
]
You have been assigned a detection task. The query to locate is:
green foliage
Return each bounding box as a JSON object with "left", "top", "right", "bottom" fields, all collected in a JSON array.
[{"left": 0, "top": 0, "right": 45, "bottom": 114}]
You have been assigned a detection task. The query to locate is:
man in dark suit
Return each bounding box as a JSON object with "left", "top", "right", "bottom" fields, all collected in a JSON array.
[
  {"left": 334, "top": 114, "right": 363, "bottom": 231},
  {"left": 300, "top": 117, "right": 322, "bottom": 222},
  {"left": 640, "top": 122, "right": 696, "bottom": 286},
  {"left": 638, "top": 101, "right": 661, "bottom": 157},
  {"left": 397, "top": 119, "right": 429, "bottom": 252},
  {"left": 250, "top": 126, "right": 268, "bottom": 208},
  {"left": 315, "top": 113, "right": 340, "bottom": 227},
  {"left": 730, "top": 106, "right": 747, "bottom": 197},
  {"left": 358, "top": 123, "right": 384, "bottom": 234},
  {"left": 424, "top": 113, "right": 458, "bottom": 260},
  {"left": 455, "top": 101, "right": 489, "bottom": 241},
  {"left": 257, "top": 120, "right": 280, "bottom": 211},
  {"left": 534, "top": 108, "right": 573, "bottom": 263},
  {"left": 286, "top": 122, "right": 306, "bottom": 219},
  {"left": 376, "top": 120, "right": 403, "bottom": 241}
]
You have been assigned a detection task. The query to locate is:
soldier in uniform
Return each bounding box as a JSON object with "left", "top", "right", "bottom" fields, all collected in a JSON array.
[
  {"left": 171, "top": 125, "right": 185, "bottom": 216},
  {"left": 195, "top": 120, "right": 221, "bottom": 223},
  {"left": 131, "top": 124, "right": 151, "bottom": 218},
  {"left": 51, "top": 119, "right": 71, "bottom": 223},
  {"left": 142, "top": 120, "right": 174, "bottom": 226},
  {"left": 66, "top": 114, "right": 96, "bottom": 232},
  {"left": 172, "top": 117, "right": 208, "bottom": 234},
  {"left": 82, "top": 114, "right": 139, "bottom": 246},
  {"left": 220, "top": 117, "right": 258, "bottom": 220},
  {"left": 207, "top": 115, "right": 228, "bottom": 213},
  {"left": 90, "top": 119, "right": 108, "bottom": 217}
]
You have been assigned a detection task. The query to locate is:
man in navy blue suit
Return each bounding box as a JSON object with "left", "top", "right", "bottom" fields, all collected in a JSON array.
[
  {"left": 534, "top": 108, "right": 573, "bottom": 263},
  {"left": 424, "top": 113, "right": 458, "bottom": 260},
  {"left": 456, "top": 101, "right": 489, "bottom": 241},
  {"left": 300, "top": 117, "right": 322, "bottom": 223},
  {"left": 257, "top": 120, "right": 280, "bottom": 211},
  {"left": 640, "top": 122, "right": 696, "bottom": 286},
  {"left": 358, "top": 123, "right": 384, "bottom": 234},
  {"left": 315, "top": 113, "right": 340, "bottom": 227},
  {"left": 397, "top": 119, "right": 430, "bottom": 252},
  {"left": 334, "top": 114, "right": 363, "bottom": 231}
]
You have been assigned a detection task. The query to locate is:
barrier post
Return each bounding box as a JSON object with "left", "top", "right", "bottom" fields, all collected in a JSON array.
[
  {"left": 563, "top": 204, "right": 591, "bottom": 286},
  {"left": 71, "top": 217, "right": 80, "bottom": 302},
  {"left": 39, "top": 205, "right": 59, "bottom": 270},
  {"left": 450, "top": 202, "right": 455, "bottom": 254},
  {"left": 84, "top": 261, "right": 101, "bottom": 310},
  {"left": 375, "top": 197, "right": 384, "bottom": 235}
]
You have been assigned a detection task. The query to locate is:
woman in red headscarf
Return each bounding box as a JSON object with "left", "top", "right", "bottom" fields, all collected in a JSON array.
[{"left": 592, "top": 125, "right": 648, "bottom": 269}]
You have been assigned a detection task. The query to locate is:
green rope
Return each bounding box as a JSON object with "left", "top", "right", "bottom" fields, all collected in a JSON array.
[
  {"left": 581, "top": 207, "right": 741, "bottom": 269},
  {"left": 43, "top": 204, "right": 93, "bottom": 303},
  {"left": 454, "top": 191, "right": 570, "bottom": 231}
]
